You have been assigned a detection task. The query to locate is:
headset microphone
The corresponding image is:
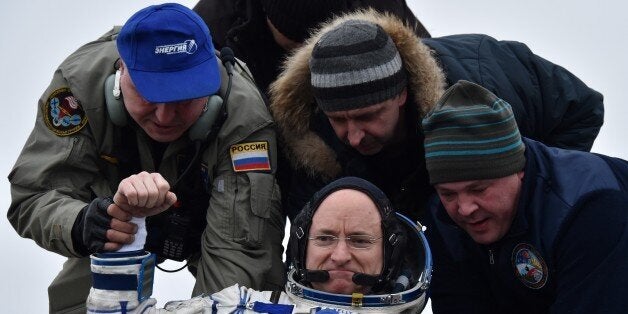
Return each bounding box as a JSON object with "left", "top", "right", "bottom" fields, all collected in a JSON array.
[
  {"left": 352, "top": 273, "right": 381, "bottom": 287},
  {"left": 149, "top": 50, "right": 236, "bottom": 268},
  {"left": 301, "top": 269, "right": 330, "bottom": 283},
  {"left": 209, "top": 46, "right": 234, "bottom": 132},
  {"left": 220, "top": 47, "right": 236, "bottom": 76},
  {"left": 172, "top": 48, "right": 235, "bottom": 188}
]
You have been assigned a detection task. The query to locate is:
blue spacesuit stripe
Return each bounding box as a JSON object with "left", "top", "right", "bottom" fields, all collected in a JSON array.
[
  {"left": 252, "top": 301, "right": 294, "bottom": 313},
  {"left": 92, "top": 273, "right": 137, "bottom": 291}
]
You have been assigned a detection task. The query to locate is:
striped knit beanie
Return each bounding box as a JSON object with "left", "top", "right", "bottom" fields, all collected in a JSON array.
[
  {"left": 309, "top": 20, "right": 408, "bottom": 112},
  {"left": 422, "top": 80, "right": 526, "bottom": 184}
]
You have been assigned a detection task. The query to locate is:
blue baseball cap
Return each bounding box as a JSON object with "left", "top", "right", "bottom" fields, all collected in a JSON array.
[{"left": 117, "top": 3, "right": 221, "bottom": 103}]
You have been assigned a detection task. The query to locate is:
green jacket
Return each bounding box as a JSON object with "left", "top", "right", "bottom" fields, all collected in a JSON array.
[{"left": 7, "top": 27, "right": 285, "bottom": 313}]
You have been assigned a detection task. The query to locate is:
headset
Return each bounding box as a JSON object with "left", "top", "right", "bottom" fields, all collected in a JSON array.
[
  {"left": 103, "top": 48, "right": 237, "bottom": 267},
  {"left": 103, "top": 70, "right": 224, "bottom": 142},
  {"left": 289, "top": 177, "right": 408, "bottom": 292},
  {"left": 285, "top": 212, "right": 432, "bottom": 313}
]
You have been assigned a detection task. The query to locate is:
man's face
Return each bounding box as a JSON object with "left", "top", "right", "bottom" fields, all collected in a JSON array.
[
  {"left": 324, "top": 90, "right": 407, "bottom": 156},
  {"left": 435, "top": 172, "right": 524, "bottom": 245},
  {"left": 119, "top": 64, "right": 207, "bottom": 143},
  {"left": 306, "top": 189, "right": 384, "bottom": 294}
]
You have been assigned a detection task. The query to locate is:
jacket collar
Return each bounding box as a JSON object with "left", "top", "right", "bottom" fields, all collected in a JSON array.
[{"left": 269, "top": 9, "right": 446, "bottom": 180}]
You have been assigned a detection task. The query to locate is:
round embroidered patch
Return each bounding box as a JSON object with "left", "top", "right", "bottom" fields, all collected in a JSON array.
[
  {"left": 43, "top": 87, "right": 87, "bottom": 136},
  {"left": 512, "top": 243, "right": 548, "bottom": 289}
]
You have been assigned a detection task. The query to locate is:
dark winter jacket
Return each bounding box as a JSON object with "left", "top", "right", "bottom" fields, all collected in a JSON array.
[
  {"left": 423, "top": 35, "right": 603, "bottom": 152},
  {"left": 269, "top": 11, "right": 604, "bottom": 220},
  {"left": 193, "top": 0, "right": 429, "bottom": 96},
  {"left": 425, "top": 138, "right": 628, "bottom": 313}
]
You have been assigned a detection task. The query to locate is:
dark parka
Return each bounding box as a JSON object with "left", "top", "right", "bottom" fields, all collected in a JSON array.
[
  {"left": 425, "top": 138, "right": 628, "bottom": 313},
  {"left": 269, "top": 10, "right": 604, "bottom": 220},
  {"left": 192, "top": 0, "right": 430, "bottom": 96}
]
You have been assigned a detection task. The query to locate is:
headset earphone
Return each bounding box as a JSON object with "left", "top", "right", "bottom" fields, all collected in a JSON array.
[
  {"left": 104, "top": 48, "right": 236, "bottom": 192},
  {"left": 103, "top": 69, "right": 224, "bottom": 142},
  {"left": 289, "top": 177, "right": 407, "bottom": 292},
  {"left": 104, "top": 49, "right": 236, "bottom": 272},
  {"left": 104, "top": 69, "right": 127, "bottom": 127}
]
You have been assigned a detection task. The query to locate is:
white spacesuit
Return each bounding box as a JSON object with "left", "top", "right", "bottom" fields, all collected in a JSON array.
[
  {"left": 85, "top": 217, "right": 157, "bottom": 314},
  {"left": 86, "top": 177, "right": 432, "bottom": 314}
]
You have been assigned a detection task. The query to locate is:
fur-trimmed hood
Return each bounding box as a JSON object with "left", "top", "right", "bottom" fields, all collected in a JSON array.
[{"left": 269, "top": 10, "right": 446, "bottom": 181}]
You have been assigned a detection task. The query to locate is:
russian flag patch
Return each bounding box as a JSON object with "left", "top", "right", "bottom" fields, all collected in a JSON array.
[{"left": 229, "top": 141, "right": 272, "bottom": 172}]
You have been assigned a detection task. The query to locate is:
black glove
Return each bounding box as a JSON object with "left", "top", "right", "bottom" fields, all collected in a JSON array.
[{"left": 71, "top": 197, "right": 114, "bottom": 255}]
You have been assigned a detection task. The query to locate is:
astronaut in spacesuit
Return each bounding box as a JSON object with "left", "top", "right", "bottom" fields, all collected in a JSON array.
[{"left": 89, "top": 176, "right": 432, "bottom": 314}]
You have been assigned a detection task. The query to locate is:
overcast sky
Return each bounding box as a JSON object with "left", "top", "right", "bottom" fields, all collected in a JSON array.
[{"left": 1, "top": 1, "right": 626, "bottom": 313}]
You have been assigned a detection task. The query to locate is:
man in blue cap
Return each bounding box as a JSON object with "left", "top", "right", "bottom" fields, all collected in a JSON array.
[
  {"left": 422, "top": 80, "right": 628, "bottom": 313},
  {"left": 7, "top": 3, "right": 285, "bottom": 313}
]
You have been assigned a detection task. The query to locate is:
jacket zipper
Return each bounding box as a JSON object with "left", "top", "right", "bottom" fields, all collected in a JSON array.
[{"left": 488, "top": 249, "right": 495, "bottom": 265}]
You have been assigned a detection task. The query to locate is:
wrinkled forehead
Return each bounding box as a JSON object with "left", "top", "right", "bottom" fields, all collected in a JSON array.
[{"left": 322, "top": 101, "right": 385, "bottom": 118}]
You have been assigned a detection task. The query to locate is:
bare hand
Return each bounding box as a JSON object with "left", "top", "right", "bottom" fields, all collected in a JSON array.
[{"left": 113, "top": 171, "right": 177, "bottom": 218}]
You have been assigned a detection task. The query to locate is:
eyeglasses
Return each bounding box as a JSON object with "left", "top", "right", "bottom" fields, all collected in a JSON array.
[{"left": 308, "top": 234, "right": 382, "bottom": 249}]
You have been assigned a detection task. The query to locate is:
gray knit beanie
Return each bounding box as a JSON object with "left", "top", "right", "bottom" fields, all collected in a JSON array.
[
  {"left": 309, "top": 20, "right": 408, "bottom": 112},
  {"left": 422, "top": 80, "right": 526, "bottom": 184}
]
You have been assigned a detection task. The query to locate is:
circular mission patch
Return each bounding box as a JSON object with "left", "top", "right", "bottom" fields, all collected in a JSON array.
[
  {"left": 511, "top": 243, "right": 548, "bottom": 289},
  {"left": 43, "top": 87, "right": 88, "bottom": 136}
]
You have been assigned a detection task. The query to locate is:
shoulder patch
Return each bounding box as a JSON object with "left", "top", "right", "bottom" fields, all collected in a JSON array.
[
  {"left": 229, "top": 141, "right": 271, "bottom": 172},
  {"left": 43, "top": 87, "right": 87, "bottom": 136},
  {"left": 511, "top": 243, "right": 548, "bottom": 289}
]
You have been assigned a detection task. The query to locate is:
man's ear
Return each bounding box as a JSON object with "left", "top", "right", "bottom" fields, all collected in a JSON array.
[{"left": 397, "top": 88, "right": 408, "bottom": 107}]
